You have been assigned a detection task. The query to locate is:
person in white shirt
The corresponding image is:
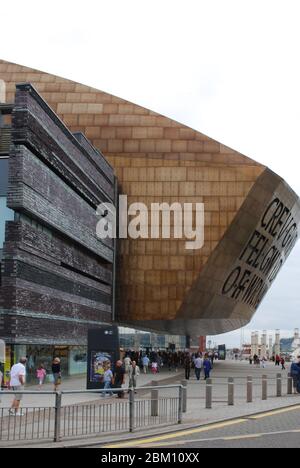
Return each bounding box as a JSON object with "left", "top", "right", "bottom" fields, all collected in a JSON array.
[
  {"left": 128, "top": 361, "right": 140, "bottom": 392},
  {"left": 124, "top": 356, "right": 132, "bottom": 374},
  {"left": 142, "top": 355, "right": 150, "bottom": 374},
  {"left": 9, "top": 357, "right": 27, "bottom": 416},
  {"left": 194, "top": 356, "right": 203, "bottom": 381}
]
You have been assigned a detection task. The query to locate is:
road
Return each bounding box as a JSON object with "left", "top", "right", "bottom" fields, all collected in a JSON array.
[{"left": 104, "top": 405, "right": 300, "bottom": 449}]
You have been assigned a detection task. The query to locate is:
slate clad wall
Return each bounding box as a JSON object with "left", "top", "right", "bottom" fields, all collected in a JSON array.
[{"left": 0, "top": 84, "right": 116, "bottom": 345}]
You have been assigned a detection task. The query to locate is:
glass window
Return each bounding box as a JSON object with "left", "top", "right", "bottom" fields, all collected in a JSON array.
[
  {"left": 0, "top": 197, "right": 14, "bottom": 249},
  {"left": 0, "top": 158, "right": 9, "bottom": 196}
]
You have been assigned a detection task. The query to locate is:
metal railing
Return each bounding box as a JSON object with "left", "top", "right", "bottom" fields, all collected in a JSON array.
[
  {"left": 0, "top": 384, "right": 183, "bottom": 444},
  {"left": 204, "top": 373, "right": 296, "bottom": 409}
]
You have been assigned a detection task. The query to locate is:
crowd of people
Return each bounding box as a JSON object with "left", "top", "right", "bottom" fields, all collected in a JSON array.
[
  {"left": 122, "top": 350, "right": 215, "bottom": 382},
  {"left": 249, "top": 354, "right": 288, "bottom": 370},
  {"left": 0, "top": 357, "right": 62, "bottom": 416},
  {"left": 2, "top": 351, "right": 300, "bottom": 415}
]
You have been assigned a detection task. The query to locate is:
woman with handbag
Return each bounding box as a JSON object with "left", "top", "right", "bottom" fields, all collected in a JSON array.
[{"left": 52, "top": 358, "right": 62, "bottom": 392}]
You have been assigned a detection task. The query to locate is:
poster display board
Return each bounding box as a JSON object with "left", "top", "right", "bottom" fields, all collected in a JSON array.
[{"left": 87, "top": 327, "right": 120, "bottom": 390}]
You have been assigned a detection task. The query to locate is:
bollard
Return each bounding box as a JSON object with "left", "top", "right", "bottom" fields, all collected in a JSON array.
[
  {"left": 129, "top": 388, "right": 135, "bottom": 432},
  {"left": 181, "top": 380, "right": 187, "bottom": 413},
  {"left": 287, "top": 373, "right": 293, "bottom": 395},
  {"left": 228, "top": 377, "right": 234, "bottom": 406},
  {"left": 178, "top": 385, "right": 183, "bottom": 424},
  {"left": 54, "top": 392, "right": 62, "bottom": 443},
  {"left": 151, "top": 381, "right": 159, "bottom": 417},
  {"left": 276, "top": 373, "right": 282, "bottom": 397},
  {"left": 262, "top": 375, "right": 268, "bottom": 400},
  {"left": 205, "top": 378, "right": 212, "bottom": 409},
  {"left": 247, "top": 376, "right": 253, "bottom": 403}
]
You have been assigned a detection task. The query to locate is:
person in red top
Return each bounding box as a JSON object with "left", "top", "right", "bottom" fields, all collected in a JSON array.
[
  {"left": 281, "top": 357, "right": 286, "bottom": 370},
  {"left": 275, "top": 355, "right": 281, "bottom": 366}
]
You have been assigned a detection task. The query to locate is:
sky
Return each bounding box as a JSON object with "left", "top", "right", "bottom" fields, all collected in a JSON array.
[{"left": 1, "top": 0, "right": 299, "bottom": 347}]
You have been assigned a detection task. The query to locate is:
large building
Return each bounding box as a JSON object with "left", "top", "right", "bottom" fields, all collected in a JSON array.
[
  {"left": 0, "top": 60, "right": 300, "bottom": 374},
  {"left": 0, "top": 82, "right": 117, "bottom": 377}
]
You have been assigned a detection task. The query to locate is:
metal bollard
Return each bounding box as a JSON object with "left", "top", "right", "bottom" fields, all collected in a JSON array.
[
  {"left": 287, "top": 373, "right": 293, "bottom": 395},
  {"left": 247, "top": 376, "right": 253, "bottom": 403},
  {"left": 178, "top": 385, "right": 183, "bottom": 424},
  {"left": 54, "top": 392, "right": 62, "bottom": 443},
  {"left": 151, "top": 381, "right": 159, "bottom": 417},
  {"left": 129, "top": 388, "right": 135, "bottom": 432},
  {"left": 206, "top": 378, "right": 212, "bottom": 409},
  {"left": 262, "top": 375, "right": 268, "bottom": 400},
  {"left": 181, "top": 380, "right": 187, "bottom": 413},
  {"left": 276, "top": 373, "right": 282, "bottom": 397},
  {"left": 228, "top": 377, "right": 234, "bottom": 406}
]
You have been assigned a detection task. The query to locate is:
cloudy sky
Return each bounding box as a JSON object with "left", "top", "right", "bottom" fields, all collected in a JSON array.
[{"left": 1, "top": 0, "right": 299, "bottom": 346}]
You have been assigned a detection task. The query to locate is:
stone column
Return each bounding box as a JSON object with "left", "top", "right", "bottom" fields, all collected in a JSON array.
[
  {"left": 0, "top": 80, "right": 5, "bottom": 103},
  {"left": 251, "top": 332, "right": 256, "bottom": 357},
  {"left": 254, "top": 331, "right": 259, "bottom": 356},
  {"left": 268, "top": 335, "right": 273, "bottom": 358},
  {"left": 261, "top": 331, "right": 267, "bottom": 359},
  {"left": 275, "top": 330, "right": 281, "bottom": 356}
]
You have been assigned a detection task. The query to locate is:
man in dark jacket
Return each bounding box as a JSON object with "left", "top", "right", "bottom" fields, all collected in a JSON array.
[
  {"left": 114, "top": 360, "right": 125, "bottom": 398},
  {"left": 291, "top": 357, "right": 300, "bottom": 394},
  {"left": 203, "top": 356, "right": 212, "bottom": 380},
  {"left": 184, "top": 353, "right": 191, "bottom": 380}
]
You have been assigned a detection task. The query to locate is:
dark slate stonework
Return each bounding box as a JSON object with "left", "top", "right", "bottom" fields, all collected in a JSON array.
[{"left": 0, "top": 83, "right": 117, "bottom": 346}]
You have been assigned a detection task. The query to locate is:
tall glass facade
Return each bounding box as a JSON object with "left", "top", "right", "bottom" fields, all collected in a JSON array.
[{"left": 0, "top": 158, "right": 14, "bottom": 254}]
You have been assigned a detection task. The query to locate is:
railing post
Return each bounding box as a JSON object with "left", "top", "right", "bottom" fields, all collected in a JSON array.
[
  {"left": 151, "top": 381, "right": 159, "bottom": 417},
  {"left": 54, "top": 392, "right": 62, "bottom": 443},
  {"left": 247, "top": 376, "right": 253, "bottom": 403},
  {"left": 277, "top": 373, "right": 282, "bottom": 397},
  {"left": 205, "top": 378, "right": 212, "bottom": 409},
  {"left": 129, "top": 388, "right": 135, "bottom": 432},
  {"left": 178, "top": 385, "right": 183, "bottom": 424},
  {"left": 262, "top": 375, "right": 268, "bottom": 401},
  {"left": 287, "top": 373, "right": 293, "bottom": 395},
  {"left": 228, "top": 377, "right": 234, "bottom": 406},
  {"left": 181, "top": 380, "right": 187, "bottom": 413}
]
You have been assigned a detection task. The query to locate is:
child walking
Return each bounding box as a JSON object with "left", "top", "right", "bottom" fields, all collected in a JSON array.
[{"left": 36, "top": 365, "right": 47, "bottom": 389}]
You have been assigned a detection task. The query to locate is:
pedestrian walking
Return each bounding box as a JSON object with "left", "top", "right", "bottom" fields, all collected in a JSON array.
[
  {"left": 261, "top": 357, "right": 267, "bottom": 369},
  {"left": 9, "top": 357, "right": 27, "bottom": 416},
  {"left": 124, "top": 355, "right": 131, "bottom": 374},
  {"left": 142, "top": 355, "right": 150, "bottom": 374},
  {"left": 102, "top": 363, "right": 114, "bottom": 397},
  {"left": 203, "top": 356, "right": 212, "bottom": 380},
  {"left": 151, "top": 361, "right": 158, "bottom": 374},
  {"left": 128, "top": 361, "right": 140, "bottom": 393},
  {"left": 52, "top": 358, "right": 62, "bottom": 392},
  {"left": 184, "top": 353, "right": 191, "bottom": 380},
  {"left": 281, "top": 357, "right": 286, "bottom": 370},
  {"left": 194, "top": 355, "right": 203, "bottom": 381},
  {"left": 173, "top": 353, "right": 179, "bottom": 372},
  {"left": 291, "top": 356, "right": 300, "bottom": 394},
  {"left": 210, "top": 353, "right": 214, "bottom": 369},
  {"left": 249, "top": 356, "right": 253, "bottom": 365},
  {"left": 114, "top": 360, "right": 125, "bottom": 398},
  {"left": 36, "top": 364, "right": 47, "bottom": 389},
  {"left": 275, "top": 355, "right": 281, "bottom": 366}
]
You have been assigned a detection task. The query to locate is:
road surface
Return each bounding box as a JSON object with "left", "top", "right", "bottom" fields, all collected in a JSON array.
[{"left": 104, "top": 405, "right": 300, "bottom": 449}]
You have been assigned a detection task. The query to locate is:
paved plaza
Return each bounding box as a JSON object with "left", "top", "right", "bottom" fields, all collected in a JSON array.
[{"left": 1, "top": 360, "right": 299, "bottom": 447}]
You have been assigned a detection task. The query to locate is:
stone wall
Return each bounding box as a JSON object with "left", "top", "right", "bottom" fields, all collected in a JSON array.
[{"left": 0, "top": 83, "right": 116, "bottom": 345}]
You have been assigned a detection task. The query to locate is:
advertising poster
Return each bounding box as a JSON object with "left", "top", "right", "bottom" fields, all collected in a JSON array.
[{"left": 90, "top": 351, "right": 114, "bottom": 385}]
